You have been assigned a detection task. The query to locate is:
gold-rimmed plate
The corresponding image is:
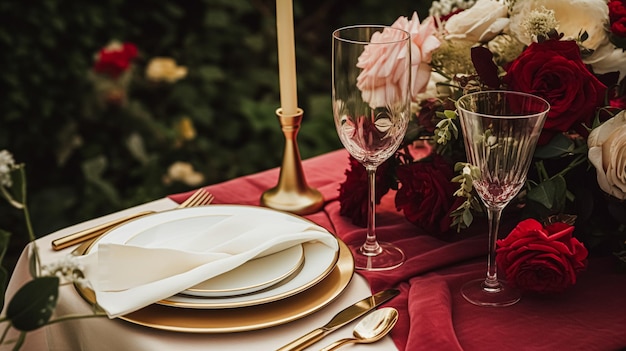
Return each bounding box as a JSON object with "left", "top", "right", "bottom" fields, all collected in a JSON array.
[
  {"left": 75, "top": 239, "right": 354, "bottom": 333},
  {"left": 83, "top": 205, "right": 340, "bottom": 309}
]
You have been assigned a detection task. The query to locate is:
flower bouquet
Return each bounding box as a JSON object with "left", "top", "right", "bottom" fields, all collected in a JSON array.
[{"left": 338, "top": 0, "right": 626, "bottom": 292}]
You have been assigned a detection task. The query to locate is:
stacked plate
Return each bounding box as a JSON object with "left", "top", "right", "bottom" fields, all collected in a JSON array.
[{"left": 75, "top": 205, "right": 355, "bottom": 333}]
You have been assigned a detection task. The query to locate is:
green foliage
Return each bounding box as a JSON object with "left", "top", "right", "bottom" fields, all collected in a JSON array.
[{"left": 6, "top": 276, "right": 59, "bottom": 331}]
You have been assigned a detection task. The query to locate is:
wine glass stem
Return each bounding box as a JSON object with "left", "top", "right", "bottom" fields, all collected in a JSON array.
[
  {"left": 485, "top": 207, "right": 503, "bottom": 289},
  {"left": 361, "top": 166, "right": 382, "bottom": 256}
]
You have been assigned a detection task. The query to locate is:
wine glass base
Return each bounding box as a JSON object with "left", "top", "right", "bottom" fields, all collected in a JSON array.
[
  {"left": 461, "top": 278, "right": 521, "bottom": 307},
  {"left": 349, "top": 241, "right": 405, "bottom": 271}
]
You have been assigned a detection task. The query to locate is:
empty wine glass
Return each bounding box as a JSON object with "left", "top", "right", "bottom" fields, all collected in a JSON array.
[
  {"left": 457, "top": 90, "right": 549, "bottom": 306},
  {"left": 332, "top": 25, "right": 411, "bottom": 271}
]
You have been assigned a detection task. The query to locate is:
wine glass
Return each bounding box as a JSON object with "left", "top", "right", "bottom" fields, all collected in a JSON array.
[
  {"left": 332, "top": 25, "right": 411, "bottom": 271},
  {"left": 456, "top": 90, "right": 550, "bottom": 306}
]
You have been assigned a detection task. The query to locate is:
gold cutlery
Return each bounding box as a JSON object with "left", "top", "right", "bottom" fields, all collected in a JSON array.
[
  {"left": 52, "top": 188, "right": 214, "bottom": 250},
  {"left": 276, "top": 289, "right": 399, "bottom": 351},
  {"left": 319, "top": 307, "right": 398, "bottom": 350}
]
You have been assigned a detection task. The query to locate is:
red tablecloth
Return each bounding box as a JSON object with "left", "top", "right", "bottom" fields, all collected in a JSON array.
[{"left": 170, "top": 149, "right": 626, "bottom": 351}]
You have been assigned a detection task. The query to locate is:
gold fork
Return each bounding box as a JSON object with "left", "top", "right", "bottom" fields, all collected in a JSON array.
[{"left": 52, "top": 188, "right": 215, "bottom": 251}]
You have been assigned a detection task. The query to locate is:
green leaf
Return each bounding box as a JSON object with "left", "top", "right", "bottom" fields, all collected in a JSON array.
[
  {"left": 7, "top": 276, "right": 59, "bottom": 331},
  {"left": 534, "top": 133, "right": 574, "bottom": 159},
  {"left": 462, "top": 208, "right": 473, "bottom": 227},
  {"left": 0, "top": 229, "right": 10, "bottom": 263},
  {"left": 443, "top": 110, "right": 456, "bottom": 119},
  {"left": 527, "top": 175, "right": 567, "bottom": 211}
]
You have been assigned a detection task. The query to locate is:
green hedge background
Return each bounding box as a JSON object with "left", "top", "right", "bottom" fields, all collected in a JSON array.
[{"left": 0, "top": 0, "right": 430, "bottom": 264}]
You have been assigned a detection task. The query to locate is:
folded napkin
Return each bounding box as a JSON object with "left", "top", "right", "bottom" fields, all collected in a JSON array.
[{"left": 76, "top": 213, "right": 338, "bottom": 318}]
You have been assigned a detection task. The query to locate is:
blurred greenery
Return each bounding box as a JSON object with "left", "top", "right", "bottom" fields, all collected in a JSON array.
[{"left": 0, "top": 0, "right": 431, "bottom": 266}]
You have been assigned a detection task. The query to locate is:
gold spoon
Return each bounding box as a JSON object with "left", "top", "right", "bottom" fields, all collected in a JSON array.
[{"left": 319, "top": 307, "right": 399, "bottom": 351}]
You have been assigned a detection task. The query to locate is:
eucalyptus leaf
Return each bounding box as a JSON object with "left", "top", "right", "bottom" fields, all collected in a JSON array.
[
  {"left": 462, "top": 208, "right": 473, "bottom": 227},
  {"left": 6, "top": 276, "right": 59, "bottom": 331}
]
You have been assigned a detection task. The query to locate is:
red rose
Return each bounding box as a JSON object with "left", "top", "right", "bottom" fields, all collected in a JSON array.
[
  {"left": 612, "top": 17, "right": 626, "bottom": 37},
  {"left": 338, "top": 156, "right": 393, "bottom": 227},
  {"left": 93, "top": 42, "right": 138, "bottom": 78},
  {"left": 496, "top": 218, "right": 588, "bottom": 294},
  {"left": 504, "top": 40, "right": 607, "bottom": 145},
  {"left": 609, "top": 0, "right": 626, "bottom": 25},
  {"left": 394, "top": 154, "right": 457, "bottom": 234}
]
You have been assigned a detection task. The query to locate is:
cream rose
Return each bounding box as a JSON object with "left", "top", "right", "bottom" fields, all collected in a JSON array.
[
  {"left": 146, "top": 57, "right": 188, "bottom": 83},
  {"left": 444, "top": 0, "right": 509, "bottom": 43},
  {"left": 587, "top": 111, "right": 626, "bottom": 200},
  {"left": 509, "top": 0, "right": 608, "bottom": 50}
]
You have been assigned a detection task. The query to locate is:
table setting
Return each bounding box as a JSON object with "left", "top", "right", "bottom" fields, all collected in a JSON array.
[
  {"left": 4, "top": 148, "right": 626, "bottom": 350},
  {"left": 3, "top": 1, "right": 626, "bottom": 350}
]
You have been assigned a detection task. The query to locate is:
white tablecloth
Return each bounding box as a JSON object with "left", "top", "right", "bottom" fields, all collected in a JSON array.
[{"left": 3, "top": 198, "right": 398, "bottom": 351}]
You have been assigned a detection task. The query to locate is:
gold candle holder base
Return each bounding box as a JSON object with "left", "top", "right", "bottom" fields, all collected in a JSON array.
[{"left": 260, "top": 108, "right": 324, "bottom": 215}]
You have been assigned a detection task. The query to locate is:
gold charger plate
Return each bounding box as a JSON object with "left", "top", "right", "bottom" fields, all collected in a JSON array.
[{"left": 75, "top": 238, "right": 354, "bottom": 333}]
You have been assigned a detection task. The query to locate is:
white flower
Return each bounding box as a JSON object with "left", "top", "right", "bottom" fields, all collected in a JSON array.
[
  {"left": 0, "top": 149, "right": 16, "bottom": 187},
  {"left": 444, "top": 0, "right": 510, "bottom": 43},
  {"left": 587, "top": 111, "right": 626, "bottom": 200},
  {"left": 520, "top": 6, "right": 559, "bottom": 41},
  {"left": 145, "top": 57, "right": 188, "bottom": 83},
  {"left": 584, "top": 39, "right": 626, "bottom": 82},
  {"left": 509, "top": 0, "right": 609, "bottom": 50},
  {"left": 163, "top": 161, "right": 205, "bottom": 187},
  {"left": 41, "top": 256, "right": 88, "bottom": 286}
]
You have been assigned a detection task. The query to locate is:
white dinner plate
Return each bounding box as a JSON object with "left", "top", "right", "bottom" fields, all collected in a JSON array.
[
  {"left": 182, "top": 244, "right": 304, "bottom": 297},
  {"left": 92, "top": 205, "right": 339, "bottom": 309}
]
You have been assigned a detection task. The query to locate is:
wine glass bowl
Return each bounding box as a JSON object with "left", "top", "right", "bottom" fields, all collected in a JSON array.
[
  {"left": 457, "top": 90, "right": 550, "bottom": 306},
  {"left": 332, "top": 25, "right": 411, "bottom": 270}
]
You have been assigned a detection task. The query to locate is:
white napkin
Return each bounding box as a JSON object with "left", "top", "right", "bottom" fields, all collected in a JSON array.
[{"left": 76, "top": 213, "right": 338, "bottom": 318}]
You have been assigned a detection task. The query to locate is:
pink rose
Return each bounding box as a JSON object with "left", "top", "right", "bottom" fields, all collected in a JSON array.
[
  {"left": 357, "top": 13, "right": 441, "bottom": 107},
  {"left": 496, "top": 219, "right": 588, "bottom": 294}
]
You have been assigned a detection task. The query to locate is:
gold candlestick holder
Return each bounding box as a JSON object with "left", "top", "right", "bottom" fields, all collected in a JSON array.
[{"left": 260, "top": 108, "right": 324, "bottom": 215}]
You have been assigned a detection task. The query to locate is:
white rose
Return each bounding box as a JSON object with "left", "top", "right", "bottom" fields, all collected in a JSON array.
[
  {"left": 444, "top": 0, "right": 509, "bottom": 42},
  {"left": 146, "top": 57, "right": 188, "bottom": 83},
  {"left": 509, "top": 0, "right": 608, "bottom": 50},
  {"left": 584, "top": 39, "right": 626, "bottom": 82},
  {"left": 587, "top": 111, "right": 626, "bottom": 200}
]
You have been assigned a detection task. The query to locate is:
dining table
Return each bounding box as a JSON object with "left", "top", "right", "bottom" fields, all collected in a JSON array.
[{"left": 4, "top": 148, "right": 626, "bottom": 351}]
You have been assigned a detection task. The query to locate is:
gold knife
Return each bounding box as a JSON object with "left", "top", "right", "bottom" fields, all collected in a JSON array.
[{"left": 276, "top": 288, "right": 400, "bottom": 351}]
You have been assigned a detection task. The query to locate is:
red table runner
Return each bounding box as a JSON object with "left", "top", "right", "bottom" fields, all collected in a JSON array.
[{"left": 169, "top": 149, "right": 626, "bottom": 351}]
